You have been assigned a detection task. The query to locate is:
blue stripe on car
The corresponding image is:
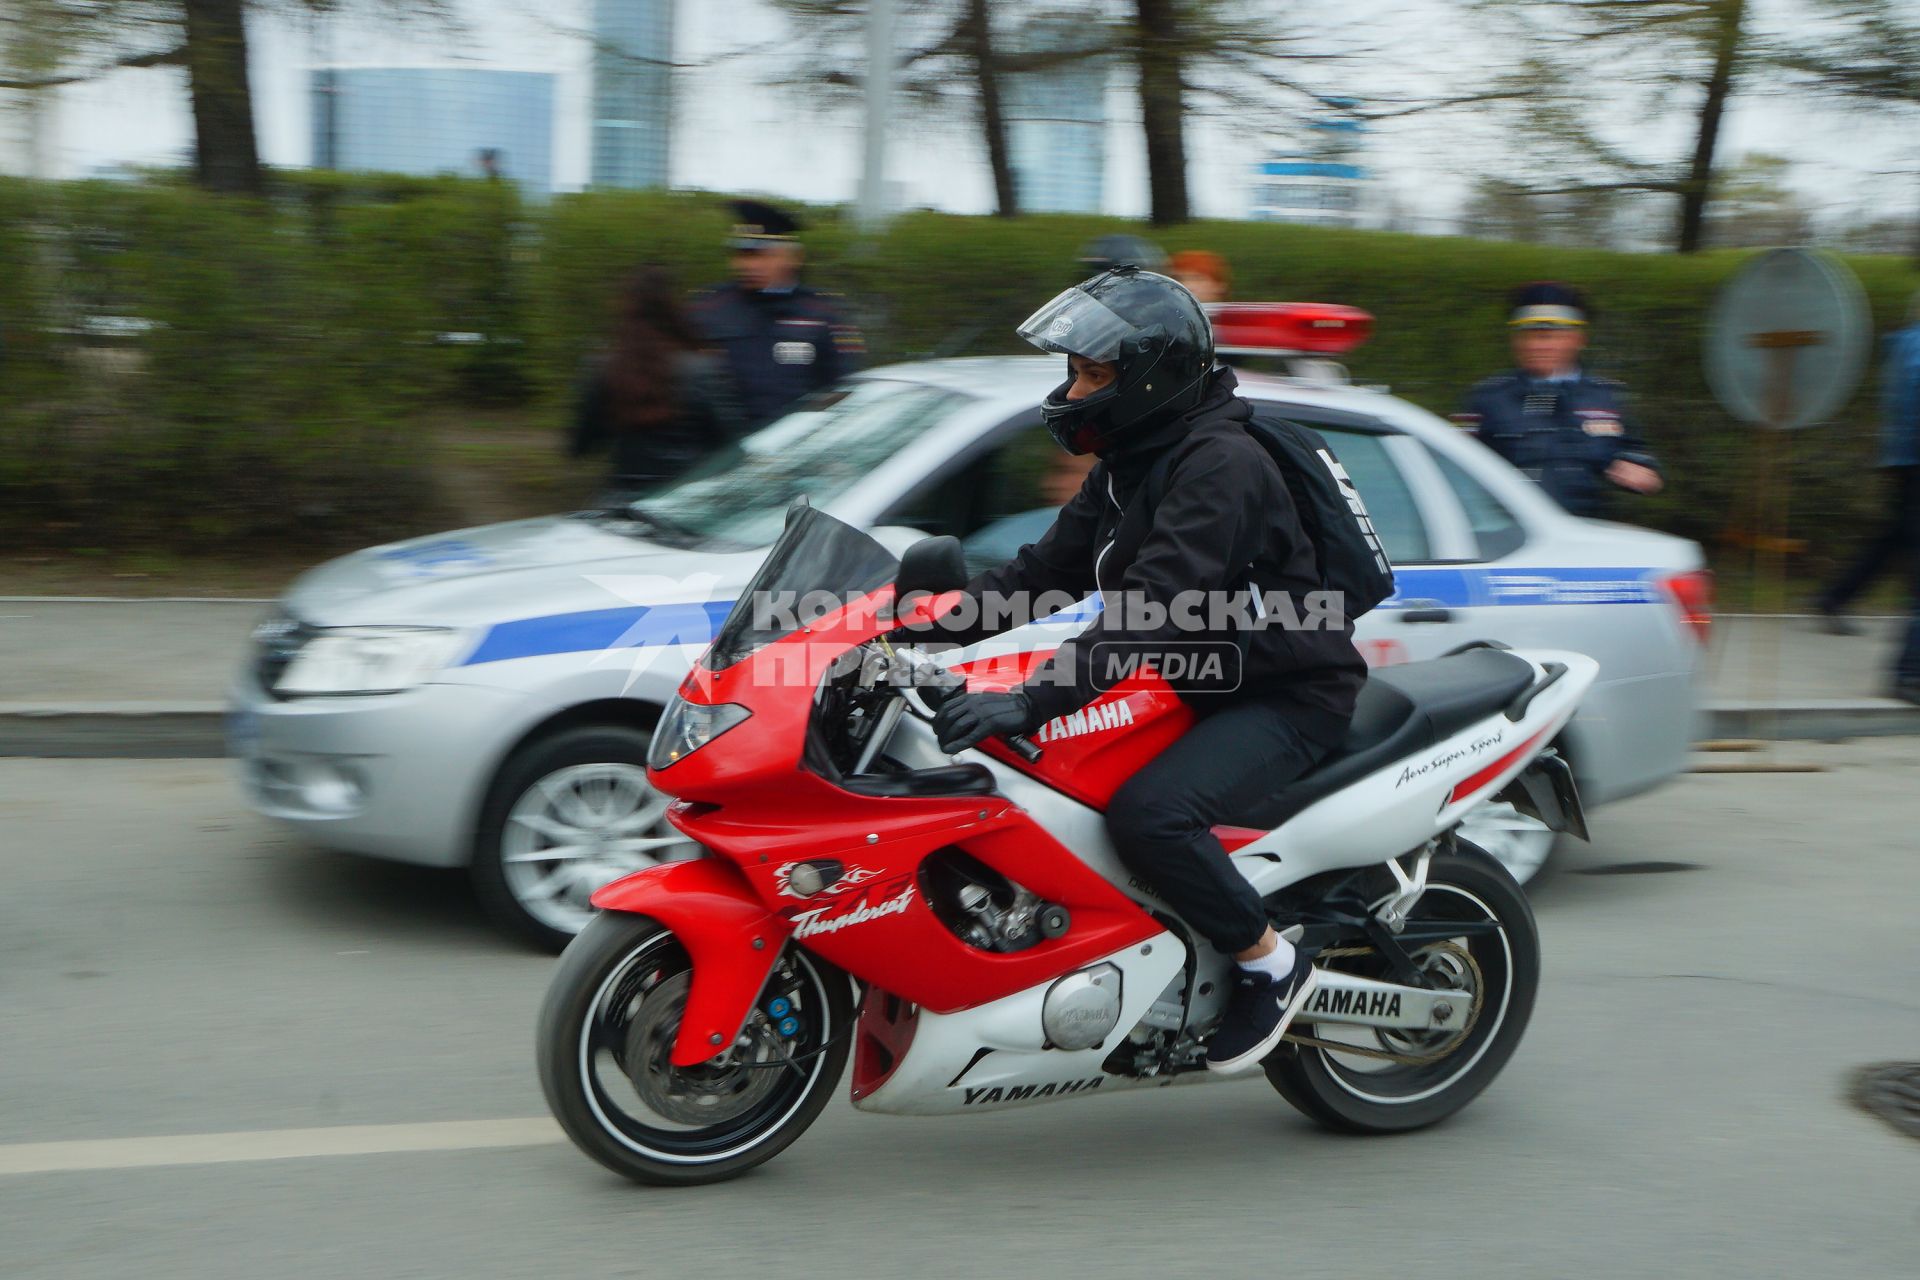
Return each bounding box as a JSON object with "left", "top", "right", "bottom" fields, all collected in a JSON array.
[
  {"left": 457, "top": 568, "right": 1666, "bottom": 667},
  {"left": 461, "top": 600, "right": 733, "bottom": 666}
]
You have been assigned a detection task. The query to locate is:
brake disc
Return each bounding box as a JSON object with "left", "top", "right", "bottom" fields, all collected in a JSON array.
[{"left": 621, "top": 971, "right": 784, "bottom": 1126}]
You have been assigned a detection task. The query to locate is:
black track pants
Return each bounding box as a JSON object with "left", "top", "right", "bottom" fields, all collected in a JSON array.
[{"left": 1105, "top": 695, "right": 1335, "bottom": 955}]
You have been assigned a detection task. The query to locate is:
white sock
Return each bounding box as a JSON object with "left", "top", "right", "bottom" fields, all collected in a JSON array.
[{"left": 1237, "top": 937, "right": 1297, "bottom": 980}]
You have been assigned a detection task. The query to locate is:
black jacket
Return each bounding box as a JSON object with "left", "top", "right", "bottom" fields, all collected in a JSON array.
[
  {"left": 936, "top": 369, "right": 1366, "bottom": 744},
  {"left": 570, "top": 350, "right": 747, "bottom": 493},
  {"left": 692, "top": 283, "right": 861, "bottom": 428}
]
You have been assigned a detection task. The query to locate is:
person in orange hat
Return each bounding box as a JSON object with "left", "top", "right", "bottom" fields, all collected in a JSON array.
[{"left": 1167, "top": 250, "right": 1231, "bottom": 304}]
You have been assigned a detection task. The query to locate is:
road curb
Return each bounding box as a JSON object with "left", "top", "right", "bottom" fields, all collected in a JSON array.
[
  {"left": 4, "top": 698, "right": 1918, "bottom": 760},
  {"left": 1703, "top": 699, "right": 1920, "bottom": 741},
  {"left": 0, "top": 703, "right": 229, "bottom": 759}
]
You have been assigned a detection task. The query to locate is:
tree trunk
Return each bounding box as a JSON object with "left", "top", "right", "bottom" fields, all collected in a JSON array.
[
  {"left": 1134, "top": 0, "right": 1189, "bottom": 226},
  {"left": 962, "top": 0, "right": 1019, "bottom": 217},
  {"left": 1675, "top": 0, "right": 1744, "bottom": 253},
  {"left": 182, "top": 0, "right": 261, "bottom": 195}
]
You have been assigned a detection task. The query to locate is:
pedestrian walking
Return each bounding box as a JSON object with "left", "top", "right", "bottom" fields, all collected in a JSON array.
[
  {"left": 1455, "top": 282, "right": 1663, "bottom": 519},
  {"left": 1814, "top": 292, "right": 1920, "bottom": 701},
  {"left": 692, "top": 200, "right": 862, "bottom": 429},
  {"left": 570, "top": 266, "right": 747, "bottom": 500}
]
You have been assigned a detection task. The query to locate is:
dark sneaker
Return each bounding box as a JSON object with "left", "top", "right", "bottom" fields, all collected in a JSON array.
[{"left": 1206, "top": 951, "right": 1320, "bottom": 1075}]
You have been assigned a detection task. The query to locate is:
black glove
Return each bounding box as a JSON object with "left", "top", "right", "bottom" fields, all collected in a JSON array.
[{"left": 932, "top": 689, "right": 1037, "bottom": 755}]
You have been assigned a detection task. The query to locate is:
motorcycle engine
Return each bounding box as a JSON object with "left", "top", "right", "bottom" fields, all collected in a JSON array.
[{"left": 922, "top": 850, "right": 1045, "bottom": 953}]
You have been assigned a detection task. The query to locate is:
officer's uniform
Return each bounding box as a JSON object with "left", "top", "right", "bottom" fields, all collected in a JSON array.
[
  {"left": 694, "top": 201, "right": 862, "bottom": 429},
  {"left": 692, "top": 283, "right": 861, "bottom": 429},
  {"left": 1455, "top": 283, "right": 1660, "bottom": 519}
]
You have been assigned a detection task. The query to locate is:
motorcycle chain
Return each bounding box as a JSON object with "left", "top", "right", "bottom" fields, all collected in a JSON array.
[{"left": 1281, "top": 941, "right": 1486, "bottom": 1067}]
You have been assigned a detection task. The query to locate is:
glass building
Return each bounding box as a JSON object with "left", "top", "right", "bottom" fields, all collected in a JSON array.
[
  {"left": 1250, "top": 102, "right": 1369, "bottom": 229},
  {"left": 311, "top": 68, "right": 557, "bottom": 192},
  {"left": 1003, "top": 19, "right": 1107, "bottom": 214},
  {"left": 591, "top": 0, "right": 674, "bottom": 189}
]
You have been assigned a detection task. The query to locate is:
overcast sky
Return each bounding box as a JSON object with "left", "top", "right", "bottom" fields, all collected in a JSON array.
[{"left": 16, "top": 0, "right": 1919, "bottom": 232}]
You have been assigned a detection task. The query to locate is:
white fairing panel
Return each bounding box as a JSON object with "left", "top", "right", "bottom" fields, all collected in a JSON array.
[
  {"left": 852, "top": 649, "right": 1594, "bottom": 1116},
  {"left": 852, "top": 936, "right": 1189, "bottom": 1116},
  {"left": 1235, "top": 650, "right": 1597, "bottom": 897}
]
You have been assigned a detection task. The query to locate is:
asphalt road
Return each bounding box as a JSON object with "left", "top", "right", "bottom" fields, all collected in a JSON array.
[{"left": 3, "top": 747, "right": 1916, "bottom": 1279}]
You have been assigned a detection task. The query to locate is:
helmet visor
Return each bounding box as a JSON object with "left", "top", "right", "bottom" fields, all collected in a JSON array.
[{"left": 1017, "top": 287, "right": 1138, "bottom": 362}]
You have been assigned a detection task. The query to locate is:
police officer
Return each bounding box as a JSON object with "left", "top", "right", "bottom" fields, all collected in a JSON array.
[
  {"left": 1456, "top": 282, "right": 1663, "bottom": 518},
  {"left": 693, "top": 200, "right": 863, "bottom": 429}
]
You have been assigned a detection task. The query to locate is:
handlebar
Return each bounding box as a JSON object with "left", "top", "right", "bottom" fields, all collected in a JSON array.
[
  {"left": 1002, "top": 733, "right": 1044, "bottom": 765},
  {"left": 899, "top": 655, "right": 1045, "bottom": 765}
]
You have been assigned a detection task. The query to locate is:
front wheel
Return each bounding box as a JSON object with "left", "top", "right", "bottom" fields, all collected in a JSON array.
[
  {"left": 537, "top": 913, "right": 852, "bottom": 1185},
  {"left": 1266, "top": 848, "right": 1539, "bottom": 1134}
]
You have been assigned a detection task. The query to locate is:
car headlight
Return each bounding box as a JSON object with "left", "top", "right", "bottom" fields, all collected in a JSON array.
[
  {"left": 273, "top": 626, "right": 466, "bottom": 696},
  {"left": 649, "top": 697, "right": 751, "bottom": 770}
]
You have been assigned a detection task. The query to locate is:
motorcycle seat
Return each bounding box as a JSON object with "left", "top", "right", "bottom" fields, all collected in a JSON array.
[{"left": 1231, "top": 648, "right": 1537, "bottom": 830}]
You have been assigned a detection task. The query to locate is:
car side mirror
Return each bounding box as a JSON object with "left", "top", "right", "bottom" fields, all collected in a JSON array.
[{"left": 895, "top": 536, "right": 968, "bottom": 601}]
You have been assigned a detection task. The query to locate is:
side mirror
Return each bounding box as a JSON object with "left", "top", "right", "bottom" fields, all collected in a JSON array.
[{"left": 895, "top": 535, "right": 968, "bottom": 602}]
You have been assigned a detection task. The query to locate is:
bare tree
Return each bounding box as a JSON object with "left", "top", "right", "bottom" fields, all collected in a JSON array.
[
  {"left": 1467, "top": 1, "right": 1763, "bottom": 253},
  {"left": 181, "top": 0, "right": 260, "bottom": 193},
  {"left": 5, "top": 2, "right": 456, "bottom": 195},
  {"left": 773, "top": 0, "right": 1421, "bottom": 226},
  {"left": 1773, "top": 0, "right": 1920, "bottom": 262},
  {"left": 767, "top": 1, "right": 1021, "bottom": 215}
]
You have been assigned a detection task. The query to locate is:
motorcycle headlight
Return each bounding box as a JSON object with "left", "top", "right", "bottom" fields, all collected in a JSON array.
[
  {"left": 273, "top": 626, "right": 467, "bottom": 696},
  {"left": 649, "top": 697, "right": 751, "bottom": 770}
]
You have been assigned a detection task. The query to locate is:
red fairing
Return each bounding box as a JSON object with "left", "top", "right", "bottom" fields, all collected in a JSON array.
[
  {"left": 850, "top": 990, "right": 919, "bottom": 1101},
  {"left": 960, "top": 651, "right": 1196, "bottom": 811},
  {"left": 666, "top": 774, "right": 1159, "bottom": 1014},
  {"left": 590, "top": 858, "right": 790, "bottom": 1067},
  {"left": 638, "top": 584, "right": 1162, "bottom": 1040}
]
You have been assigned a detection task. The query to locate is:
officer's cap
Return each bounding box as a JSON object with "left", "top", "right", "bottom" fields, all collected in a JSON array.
[
  {"left": 1508, "top": 281, "right": 1591, "bottom": 330},
  {"left": 728, "top": 200, "right": 803, "bottom": 252}
]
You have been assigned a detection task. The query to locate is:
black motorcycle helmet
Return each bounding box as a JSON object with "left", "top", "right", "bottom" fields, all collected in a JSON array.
[
  {"left": 1018, "top": 267, "right": 1215, "bottom": 455},
  {"left": 1077, "top": 233, "right": 1167, "bottom": 275}
]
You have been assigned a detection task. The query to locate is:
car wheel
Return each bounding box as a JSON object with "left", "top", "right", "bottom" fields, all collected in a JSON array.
[
  {"left": 1455, "top": 801, "right": 1558, "bottom": 886},
  {"left": 474, "top": 723, "right": 699, "bottom": 951}
]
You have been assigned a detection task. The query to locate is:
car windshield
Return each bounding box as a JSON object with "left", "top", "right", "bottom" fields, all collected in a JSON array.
[
  {"left": 705, "top": 503, "right": 899, "bottom": 670},
  {"left": 625, "top": 379, "right": 975, "bottom": 549}
]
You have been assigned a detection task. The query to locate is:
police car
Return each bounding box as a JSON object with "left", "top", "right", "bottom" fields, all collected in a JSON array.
[{"left": 229, "top": 304, "right": 1711, "bottom": 949}]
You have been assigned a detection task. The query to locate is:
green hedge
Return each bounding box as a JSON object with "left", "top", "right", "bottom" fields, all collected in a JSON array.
[{"left": 3, "top": 175, "right": 1916, "bottom": 559}]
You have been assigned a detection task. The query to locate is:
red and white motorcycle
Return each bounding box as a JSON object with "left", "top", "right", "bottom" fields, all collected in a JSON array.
[{"left": 537, "top": 505, "right": 1595, "bottom": 1185}]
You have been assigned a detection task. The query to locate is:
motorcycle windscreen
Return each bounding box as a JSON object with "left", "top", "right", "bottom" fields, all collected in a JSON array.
[{"left": 704, "top": 503, "right": 899, "bottom": 671}]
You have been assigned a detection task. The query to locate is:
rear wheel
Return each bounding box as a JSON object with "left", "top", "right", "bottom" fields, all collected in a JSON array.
[
  {"left": 537, "top": 914, "right": 852, "bottom": 1185},
  {"left": 1266, "top": 849, "right": 1538, "bottom": 1133},
  {"left": 1457, "top": 802, "right": 1558, "bottom": 885}
]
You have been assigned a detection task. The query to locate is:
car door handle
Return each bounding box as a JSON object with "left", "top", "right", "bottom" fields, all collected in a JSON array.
[{"left": 1399, "top": 601, "right": 1454, "bottom": 623}]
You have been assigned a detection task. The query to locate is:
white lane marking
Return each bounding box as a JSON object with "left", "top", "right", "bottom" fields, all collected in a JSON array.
[
  {"left": 0, "top": 1118, "right": 563, "bottom": 1176},
  {"left": 0, "top": 597, "right": 276, "bottom": 604}
]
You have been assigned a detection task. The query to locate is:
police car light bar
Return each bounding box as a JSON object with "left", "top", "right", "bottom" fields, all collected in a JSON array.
[{"left": 1208, "top": 303, "right": 1375, "bottom": 357}]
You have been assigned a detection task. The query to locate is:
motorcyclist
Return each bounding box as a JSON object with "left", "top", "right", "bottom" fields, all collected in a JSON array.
[{"left": 920, "top": 269, "right": 1367, "bottom": 1074}]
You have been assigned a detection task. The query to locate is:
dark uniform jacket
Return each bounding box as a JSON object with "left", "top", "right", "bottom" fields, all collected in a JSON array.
[
  {"left": 692, "top": 283, "right": 861, "bottom": 428},
  {"left": 1457, "top": 369, "right": 1660, "bottom": 519},
  {"left": 931, "top": 369, "right": 1367, "bottom": 745},
  {"left": 570, "top": 350, "right": 748, "bottom": 493}
]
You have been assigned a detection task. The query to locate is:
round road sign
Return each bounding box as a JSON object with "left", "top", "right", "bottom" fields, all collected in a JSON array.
[{"left": 1703, "top": 248, "right": 1870, "bottom": 430}]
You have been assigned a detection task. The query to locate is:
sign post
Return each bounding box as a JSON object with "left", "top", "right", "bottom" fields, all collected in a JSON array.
[{"left": 1702, "top": 249, "right": 1870, "bottom": 766}]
